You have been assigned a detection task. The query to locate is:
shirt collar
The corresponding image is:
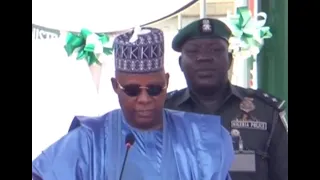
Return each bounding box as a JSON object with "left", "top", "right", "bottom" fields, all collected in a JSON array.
[{"left": 176, "top": 83, "right": 245, "bottom": 106}]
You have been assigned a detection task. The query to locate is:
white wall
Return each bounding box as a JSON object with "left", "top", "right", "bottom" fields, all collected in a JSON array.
[{"left": 152, "top": 16, "right": 222, "bottom": 30}]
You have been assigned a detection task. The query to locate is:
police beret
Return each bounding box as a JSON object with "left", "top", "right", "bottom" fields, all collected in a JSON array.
[{"left": 172, "top": 18, "right": 232, "bottom": 52}]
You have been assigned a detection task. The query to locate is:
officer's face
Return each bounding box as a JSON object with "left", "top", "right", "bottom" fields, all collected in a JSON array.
[
  {"left": 111, "top": 71, "right": 169, "bottom": 130},
  {"left": 180, "top": 38, "right": 231, "bottom": 91}
]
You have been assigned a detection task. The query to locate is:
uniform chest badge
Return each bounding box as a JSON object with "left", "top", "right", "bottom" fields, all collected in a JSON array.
[
  {"left": 240, "top": 97, "right": 255, "bottom": 113},
  {"left": 231, "top": 97, "right": 267, "bottom": 131}
]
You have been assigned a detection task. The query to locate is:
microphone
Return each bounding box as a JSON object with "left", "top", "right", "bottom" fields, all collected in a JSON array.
[
  {"left": 231, "top": 129, "right": 243, "bottom": 151},
  {"left": 119, "top": 133, "right": 135, "bottom": 180}
]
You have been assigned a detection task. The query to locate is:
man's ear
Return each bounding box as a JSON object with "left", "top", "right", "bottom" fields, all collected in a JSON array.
[
  {"left": 111, "top": 78, "right": 119, "bottom": 94},
  {"left": 228, "top": 52, "right": 233, "bottom": 70},
  {"left": 165, "top": 73, "right": 170, "bottom": 87},
  {"left": 178, "top": 55, "right": 184, "bottom": 72}
]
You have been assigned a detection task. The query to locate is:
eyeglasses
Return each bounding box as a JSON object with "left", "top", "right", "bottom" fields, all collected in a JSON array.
[{"left": 117, "top": 81, "right": 167, "bottom": 97}]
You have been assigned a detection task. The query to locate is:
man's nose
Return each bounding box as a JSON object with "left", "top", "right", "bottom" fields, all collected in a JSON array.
[{"left": 136, "top": 89, "right": 152, "bottom": 104}]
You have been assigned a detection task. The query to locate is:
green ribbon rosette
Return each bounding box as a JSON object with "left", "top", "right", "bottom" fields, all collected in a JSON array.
[
  {"left": 226, "top": 7, "right": 272, "bottom": 69},
  {"left": 64, "top": 28, "right": 113, "bottom": 66}
]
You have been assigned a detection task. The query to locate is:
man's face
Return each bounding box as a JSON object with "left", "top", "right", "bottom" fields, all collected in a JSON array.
[
  {"left": 111, "top": 71, "right": 169, "bottom": 129},
  {"left": 180, "top": 38, "right": 231, "bottom": 92}
]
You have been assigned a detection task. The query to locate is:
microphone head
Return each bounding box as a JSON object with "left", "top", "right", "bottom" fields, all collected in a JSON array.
[
  {"left": 125, "top": 133, "right": 135, "bottom": 146},
  {"left": 231, "top": 129, "right": 240, "bottom": 137}
]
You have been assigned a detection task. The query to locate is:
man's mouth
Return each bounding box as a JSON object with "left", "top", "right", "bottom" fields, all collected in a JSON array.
[
  {"left": 196, "top": 70, "right": 216, "bottom": 77},
  {"left": 136, "top": 110, "right": 153, "bottom": 117}
]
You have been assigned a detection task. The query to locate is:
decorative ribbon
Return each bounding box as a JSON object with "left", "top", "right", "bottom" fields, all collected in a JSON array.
[
  {"left": 64, "top": 28, "right": 112, "bottom": 66},
  {"left": 129, "top": 26, "right": 151, "bottom": 43},
  {"left": 226, "top": 7, "right": 272, "bottom": 57},
  {"left": 129, "top": 26, "right": 142, "bottom": 43}
]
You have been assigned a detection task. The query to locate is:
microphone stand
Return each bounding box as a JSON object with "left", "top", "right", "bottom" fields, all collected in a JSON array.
[{"left": 119, "top": 144, "right": 131, "bottom": 180}]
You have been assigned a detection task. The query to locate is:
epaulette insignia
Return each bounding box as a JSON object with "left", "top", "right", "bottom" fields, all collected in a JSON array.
[
  {"left": 166, "top": 90, "right": 178, "bottom": 99},
  {"left": 253, "top": 89, "right": 286, "bottom": 111},
  {"left": 279, "top": 111, "right": 288, "bottom": 133}
]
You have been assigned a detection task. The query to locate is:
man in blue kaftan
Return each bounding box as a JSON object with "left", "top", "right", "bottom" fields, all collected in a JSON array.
[{"left": 32, "top": 27, "right": 234, "bottom": 180}]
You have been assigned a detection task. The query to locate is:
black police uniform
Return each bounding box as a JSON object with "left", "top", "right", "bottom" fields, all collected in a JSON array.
[
  {"left": 165, "top": 85, "right": 288, "bottom": 180},
  {"left": 167, "top": 18, "right": 288, "bottom": 180}
]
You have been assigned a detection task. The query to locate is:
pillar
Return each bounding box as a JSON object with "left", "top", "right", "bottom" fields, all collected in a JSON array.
[{"left": 257, "top": 0, "right": 288, "bottom": 113}]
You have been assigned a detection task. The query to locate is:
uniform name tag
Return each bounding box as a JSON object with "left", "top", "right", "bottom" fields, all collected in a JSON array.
[
  {"left": 230, "top": 150, "right": 256, "bottom": 172},
  {"left": 231, "top": 120, "right": 267, "bottom": 130}
]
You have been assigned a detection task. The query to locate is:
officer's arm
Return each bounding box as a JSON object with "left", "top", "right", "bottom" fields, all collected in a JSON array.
[{"left": 268, "top": 111, "right": 288, "bottom": 180}]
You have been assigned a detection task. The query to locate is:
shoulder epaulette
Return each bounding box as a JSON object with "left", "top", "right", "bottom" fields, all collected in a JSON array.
[
  {"left": 251, "top": 89, "right": 286, "bottom": 111},
  {"left": 166, "top": 90, "right": 178, "bottom": 100}
]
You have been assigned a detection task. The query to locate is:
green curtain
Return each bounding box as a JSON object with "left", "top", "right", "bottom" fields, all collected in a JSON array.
[{"left": 257, "top": 0, "right": 288, "bottom": 114}]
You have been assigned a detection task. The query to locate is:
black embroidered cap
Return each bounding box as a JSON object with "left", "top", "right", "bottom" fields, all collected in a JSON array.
[{"left": 113, "top": 27, "right": 164, "bottom": 73}]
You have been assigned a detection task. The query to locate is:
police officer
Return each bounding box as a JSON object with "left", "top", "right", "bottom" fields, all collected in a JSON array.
[{"left": 165, "top": 18, "right": 288, "bottom": 180}]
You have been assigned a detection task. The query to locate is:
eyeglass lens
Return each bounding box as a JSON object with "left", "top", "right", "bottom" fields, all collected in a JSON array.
[{"left": 122, "top": 84, "right": 164, "bottom": 97}]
